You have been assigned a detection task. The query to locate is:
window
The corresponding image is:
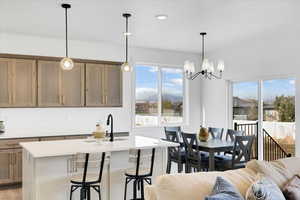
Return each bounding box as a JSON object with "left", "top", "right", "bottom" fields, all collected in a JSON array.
[
  {"left": 135, "top": 65, "right": 185, "bottom": 127},
  {"left": 231, "top": 78, "right": 296, "bottom": 156}
]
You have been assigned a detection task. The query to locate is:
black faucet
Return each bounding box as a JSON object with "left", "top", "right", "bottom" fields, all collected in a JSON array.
[{"left": 106, "top": 114, "right": 114, "bottom": 142}]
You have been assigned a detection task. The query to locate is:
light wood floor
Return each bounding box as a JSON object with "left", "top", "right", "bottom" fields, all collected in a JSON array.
[{"left": 0, "top": 185, "right": 22, "bottom": 200}]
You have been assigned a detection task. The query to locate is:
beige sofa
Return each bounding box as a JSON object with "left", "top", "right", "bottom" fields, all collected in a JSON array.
[{"left": 145, "top": 157, "right": 300, "bottom": 200}]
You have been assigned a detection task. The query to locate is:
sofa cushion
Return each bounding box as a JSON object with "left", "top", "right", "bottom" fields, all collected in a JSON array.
[
  {"left": 154, "top": 168, "right": 256, "bottom": 200},
  {"left": 277, "top": 157, "right": 300, "bottom": 175},
  {"left": 245, "top": 176, "right": 285, "bottom": 200},
  {"left": 205, "top": 177, "right": 244, "bottom": 200},
  {"left": 282, "top": 175, "right": 300, "bottom": 200},
  {"left": 246, "top": 159, "right": 293, "bottom": 189}
]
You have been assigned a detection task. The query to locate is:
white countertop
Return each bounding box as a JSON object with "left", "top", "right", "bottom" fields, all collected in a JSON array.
[{"left": 20, "top": 136, "right": 178, "bottom": 158}]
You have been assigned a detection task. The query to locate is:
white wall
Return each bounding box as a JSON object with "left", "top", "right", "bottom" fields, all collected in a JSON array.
[
  {"left": 0, "top": 33, "right": 201, "bottom": 138},
  {"left": 201, "top": 25, "right": 300, "bottom": 155}
]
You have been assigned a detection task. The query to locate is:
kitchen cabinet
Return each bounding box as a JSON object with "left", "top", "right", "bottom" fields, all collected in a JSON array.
[
  {"left": 86, "top": 63, "right": 122, "bottom": 107},
  {"left": 0, "top": 58, "right": 36, "bottom": 107},
  {"left": 38, "top": 60, "right": 84, "bottom": 107},
  {"left": 0, "top": 149, "right": 14, "bottom": 184},
  {"left": 104, "top": 64, "right": 122, "bottom": 106}
]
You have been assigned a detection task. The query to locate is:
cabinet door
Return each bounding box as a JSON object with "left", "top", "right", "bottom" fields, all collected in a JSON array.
[
  {"left": 13, "top": 149, "right": 22, "bottom": 183},
  {"left": 0, "top": 58, "right": 12, "bottom": 107},
  {"left": 85, "top": 63, "right": 105, "bottom": 106},
  {"left": 0, "top": 150, "right": 14, "bottom": 184},
  {"left": 12, "top": 59, "right": 37, "bottom": 107},
  {"left": 61, "top": 63, "right": 85, "bottom": 106},
  {"left": 104, "top": 64, "right": 122, "bottom": 106},
  {"left": 38, "top": 60, "right": 62, "bottom": 107}
]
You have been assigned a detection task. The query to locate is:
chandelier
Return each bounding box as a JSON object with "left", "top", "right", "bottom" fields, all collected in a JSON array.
[{"left": 184, "top": 32, "right": 224, "bottom": 80}]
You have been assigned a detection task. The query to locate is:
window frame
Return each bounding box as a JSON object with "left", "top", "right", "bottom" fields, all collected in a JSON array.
[{"left": 132, "top": 62, "right": 188, "bottom": 128}]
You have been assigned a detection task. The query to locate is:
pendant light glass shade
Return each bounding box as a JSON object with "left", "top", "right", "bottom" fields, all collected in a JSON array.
[
  {"left": 60, "top": 4, "right": 74, "bottom": 71},
  {"left": 121, "top": 62, "right": 132, "bottom": 72},
  {"left": 217, "top": 60, "right": 225, "bottom": 72},
  {"left": 60, "top": 57, "right": 74, "bottom": 71}
]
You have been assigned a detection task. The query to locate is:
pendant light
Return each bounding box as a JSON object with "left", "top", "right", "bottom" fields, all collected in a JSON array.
[
  {"left": 121, "top": 13, "right": 133, "bottom": 72},
  {"left": 60, "top": 4, "right": 74, "bottom": 71},
  {"left": 184, "top": 32, "right": 224, "bottom": 80}
]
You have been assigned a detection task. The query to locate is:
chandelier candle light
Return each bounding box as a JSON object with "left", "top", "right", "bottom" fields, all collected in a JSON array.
[
  {"left": 184, "top": 32, "right": 224, "bottom": 80},
  {"left": 60, "top": 3, "right": 74, "bottom": 71},
  {"left": 121, "top": 13, "right": 133, "bottom": 72}
]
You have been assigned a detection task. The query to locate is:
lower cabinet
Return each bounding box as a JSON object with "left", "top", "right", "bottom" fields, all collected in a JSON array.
[{"left": 0, "top": 149, "right": 22, "bottom": 184}]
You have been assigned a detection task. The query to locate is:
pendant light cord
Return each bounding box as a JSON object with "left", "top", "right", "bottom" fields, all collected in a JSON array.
[
  {"left": 65, "top": 7, "right": 68, "bottom": 57},
  {"left": 202, "top": 34, "right": 205, "bottom": 62},
  {"left": 125, "top": 16, "right": 128, "bottom": 62}
]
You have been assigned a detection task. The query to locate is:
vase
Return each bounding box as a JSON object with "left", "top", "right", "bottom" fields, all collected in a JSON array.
[{"left": 199, "top": 127, "right": 209, "bottom": 142}]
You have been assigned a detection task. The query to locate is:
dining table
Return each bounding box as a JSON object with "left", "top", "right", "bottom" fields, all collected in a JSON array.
[{"left": 197, "top": 139, "right": 234, "bottom": 171}]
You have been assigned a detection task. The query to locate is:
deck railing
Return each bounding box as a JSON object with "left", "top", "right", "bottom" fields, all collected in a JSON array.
[
  {"left": 234, "top": 122, "right": 291, "bottom": 161},
  {"left": 262, "top": 129, "right": 292, "bottom": 161}
]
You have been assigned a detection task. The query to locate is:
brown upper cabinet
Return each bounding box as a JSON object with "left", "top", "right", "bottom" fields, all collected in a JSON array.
[
  {"left": 0, "top": 54, "right": 122, "bottom": 108},
  {"left": 0, "top": 58, "right": 36, "bottom": 107},
  {"left": 38, "top": 60, "right": 85, "bottom": 107},
  {"left": 86, "top": 63, "right": 122, "bottom": 107}
]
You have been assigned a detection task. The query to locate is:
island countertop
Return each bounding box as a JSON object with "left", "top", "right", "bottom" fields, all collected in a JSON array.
[{"left": 20, "top": 136, "right": 178, "bottom": 158}]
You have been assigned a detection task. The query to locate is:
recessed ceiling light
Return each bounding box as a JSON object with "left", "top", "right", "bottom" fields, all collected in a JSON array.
[{"left": 155, "top": 14, "right": 168, "bottom": 20}]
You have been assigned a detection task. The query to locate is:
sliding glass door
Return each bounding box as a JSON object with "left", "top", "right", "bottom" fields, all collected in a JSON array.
[
  {"left": 262, "top": 78, "right": 295, "bottom": 156},
  {"left": 232, "top": 78, "right": 296, "bottom": 157}
]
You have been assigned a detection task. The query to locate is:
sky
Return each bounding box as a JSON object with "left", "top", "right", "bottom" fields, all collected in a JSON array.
[
  {"left": 135, "top": 65, "right": 183, "bottom": 101},
  {"left": 233, "top": 78, "right": 295, "bottom": 101}
]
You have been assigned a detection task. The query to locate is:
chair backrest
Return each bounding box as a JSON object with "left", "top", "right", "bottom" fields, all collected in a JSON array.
[
  {"left": 128, "top": 148, "right": 156, "bottom": 176},
  {"left": 165, "top": 130, "right": 181, "bottom": 158},
  {"left": 226, "top": 129, "right": 244, "bottom": 142},
  {"left": 164, "top": 126, "right": 181, "bottom": 133},
  {"left": 74, "top": 152, "right": 106, "bottom": 183},
  {"left": 181, "top": 132, "right": 200, "bottom": 163},
  {"left": 232, "top": 135, "right": 255, "bottom": 167},
  {"left": 208, "top": 127, "right": 224, "bottom": 139}
]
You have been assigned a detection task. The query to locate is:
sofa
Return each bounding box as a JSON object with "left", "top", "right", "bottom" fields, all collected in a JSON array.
[{"left": 145, "top": 157, "right": 300, "bottom": 200}]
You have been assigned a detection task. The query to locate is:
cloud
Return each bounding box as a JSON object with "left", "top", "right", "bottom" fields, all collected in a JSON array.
[
  {"left": 136, "top": 88, "right": 157, "bottom": 101},
  {"left": 162, "top": 68, "right": 183, "bottom": 74},
  {"left": 289, "top": 80, "right": 295, "bottom": 85},
  {"left": 148, "top": 67, "right": 158, "bottom": 73},
  {"left": 170, "top": 78, "right": 183, "bottom": 86}
]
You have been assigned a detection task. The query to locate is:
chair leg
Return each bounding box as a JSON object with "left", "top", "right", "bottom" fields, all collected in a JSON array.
[
  {"left": 80, "top": 187, "right": 86, "bottom": 200},
  {"left": 141, "top": 179, "right": 145, "bottom": 200},
  {"left": 124, "top": 178, "right": 129, "bottom": 200},
  {"left": 166, "top": 159, "right": 171, "bottom": 174},
  {"left": 87, "top": 186, "right": 91, "bottom": 200},
  {"left": 70, "top": 186, "right": 74, "bottom": 200},
  {"left": 133, "top": 179, "right": 137, "bottom": 199}
]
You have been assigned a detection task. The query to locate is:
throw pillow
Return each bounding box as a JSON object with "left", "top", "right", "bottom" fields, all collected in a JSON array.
[
  {"left": 246, "top": 159, "right": 293, "bottom": 189},
  {"left": 205, "top": 176, "right": 244, "bottom": 200},
  {"left": 282, "top": 175, "right": 300, "bottom": 200},
  {"left": 245, "top": 175, "right": 286, "bottom": 200}
]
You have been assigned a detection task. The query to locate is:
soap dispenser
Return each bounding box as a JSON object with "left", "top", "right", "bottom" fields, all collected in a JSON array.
[{"left": 93, "top": 122, "right": 105, "bottom": 140}]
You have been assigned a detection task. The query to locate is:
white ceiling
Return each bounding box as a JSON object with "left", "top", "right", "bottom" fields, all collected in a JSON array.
[{"left": 0, "top": 0, "right": 298, "bottom": 53}]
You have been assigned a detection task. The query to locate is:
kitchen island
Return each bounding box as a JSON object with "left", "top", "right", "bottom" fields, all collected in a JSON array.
[{"left": 20, "top": 136, "right": 178, "bottom": 200}]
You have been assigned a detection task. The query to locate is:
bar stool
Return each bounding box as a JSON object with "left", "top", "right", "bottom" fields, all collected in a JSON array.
[
  {"left": 69, "top": 152, "right": 106, "bottom": 200},
  {"left": 124, "top": 148, "right": 156, "bottom": 200}
]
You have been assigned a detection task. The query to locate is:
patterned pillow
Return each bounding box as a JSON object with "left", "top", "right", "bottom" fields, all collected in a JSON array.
[
  {"left": 205, "top": 176, "right": 244, "bottom": 200},
  {"left": 246, "top": 176, "right": 286, "bottom": 200}
]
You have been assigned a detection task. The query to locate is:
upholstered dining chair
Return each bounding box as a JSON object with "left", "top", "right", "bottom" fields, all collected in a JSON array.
[
  {"left": 69, "top": 152, "right": 106, "bottom": 200},
  {"left": 181, "top": 132, "right": 208, "bottom": 173},
  {"left": 216, "top": 135, "right": 255, "bottom": 171},
  {"left": 124, "top": 148, "right": 155, "bottom": 200},
  {"left": 165, "top": 129, "right": 186, "bottom": 173}
]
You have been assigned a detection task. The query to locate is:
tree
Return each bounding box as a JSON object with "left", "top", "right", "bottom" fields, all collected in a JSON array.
[{"left": 274, "top": 95, "right": 295, "bottom": 122}]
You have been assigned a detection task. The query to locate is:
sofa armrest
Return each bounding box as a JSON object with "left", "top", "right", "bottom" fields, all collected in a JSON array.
[{"left": 145, "top": 185, "right": 158, "bottom": 200}]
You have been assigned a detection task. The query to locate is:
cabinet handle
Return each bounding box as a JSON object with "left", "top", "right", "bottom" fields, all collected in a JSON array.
[
  {"left": 62, "top": 96, "right": 65, "bottom": 105},
  {"left": 105, "top": 95, "right": 108, "bottom": 104}
]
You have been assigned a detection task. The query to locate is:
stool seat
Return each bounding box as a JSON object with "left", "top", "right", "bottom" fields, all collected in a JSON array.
[
  {"left": 125, "top": 168, "right": 150, "bottom": 177},
  {"left": 70, "top": 173, "right": 99, "bottom": 185}
]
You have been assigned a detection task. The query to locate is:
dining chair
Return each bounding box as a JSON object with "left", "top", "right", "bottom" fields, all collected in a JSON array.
[
  {"left": 216, "top": 135, "right": 255, "bottom": 171},
  {"left": 208, "top": 127, "right": 224, "bottom": 140},
  {"left": 225, "top": 129, "right": 244, "bottom": 142},
  {"left": 124, "top": 148, "right": 155, "bottom": 200},
  {"left": 181, "top": 132, "right": 208, "bottom": 173},
  {"left": 69, "top": 152, "right": 106, "bottom": 200},
  {"left": 165, "top": 129, "right": 186, "bottom": 173}
]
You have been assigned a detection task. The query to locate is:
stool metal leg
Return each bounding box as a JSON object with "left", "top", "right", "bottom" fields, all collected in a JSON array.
[
  {"left": 141, "top": 179, "right": 145, "bottom": 200},
  {"left": 133, "top": 179, "right": 137, "bottom": 199}
]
